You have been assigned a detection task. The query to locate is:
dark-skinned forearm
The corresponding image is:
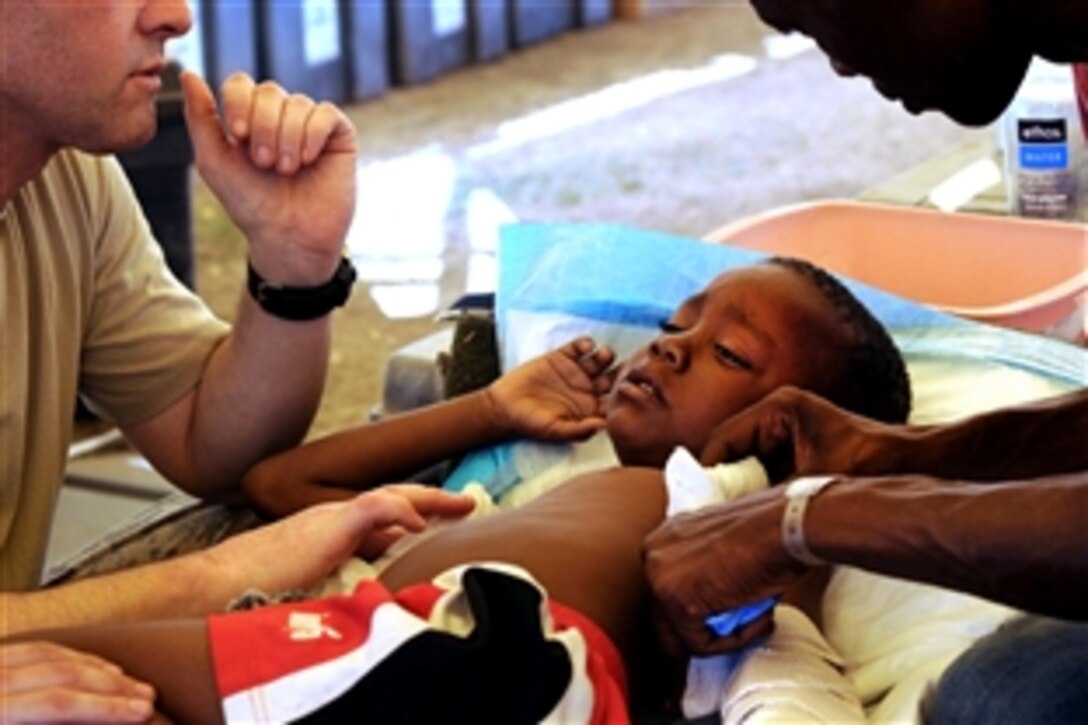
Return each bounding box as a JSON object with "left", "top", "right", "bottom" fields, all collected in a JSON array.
[
  {"left": 245, "top": 389, "right": 512, "bottom": 502},
  {"left": 882, "top": 388, "right": 1088, "bottom": 481},
  {"left": 805, "top": 471, "right": 1088, "bottom": 619}
]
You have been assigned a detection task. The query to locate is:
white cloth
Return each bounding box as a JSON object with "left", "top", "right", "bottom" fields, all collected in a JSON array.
[
  {"left": 664, "top": 446, "right": 768, "bottom": 516},
  {"left": 497, "top": 431, "right": 620, "bottom": 510},
  {"left": 821, "top": 355, "right": 1073, "bottom": 722},
  {"left": 662, "top": 447, "right": 865, "bottom": 723},
  {"left": 719, "top": 605, "right": 866, "bottom": 724}
]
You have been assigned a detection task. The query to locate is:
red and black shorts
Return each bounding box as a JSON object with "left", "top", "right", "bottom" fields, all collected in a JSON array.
[{"left": 208, "top": 563, "right": 629, "bottom": 724}]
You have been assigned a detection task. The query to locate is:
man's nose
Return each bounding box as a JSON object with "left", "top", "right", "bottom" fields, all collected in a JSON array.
[{"left": 140, "top": 0, "right": 194, "bottom": 40}]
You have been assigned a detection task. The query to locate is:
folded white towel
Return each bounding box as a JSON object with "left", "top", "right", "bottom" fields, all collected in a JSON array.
[{"left": 664, "top": 446, "right": 769, "bottom": 516}]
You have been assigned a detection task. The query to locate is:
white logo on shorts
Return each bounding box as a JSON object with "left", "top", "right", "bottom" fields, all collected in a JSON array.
[{"left": 287, "top": 612, "right": 343, "bottom": 641}]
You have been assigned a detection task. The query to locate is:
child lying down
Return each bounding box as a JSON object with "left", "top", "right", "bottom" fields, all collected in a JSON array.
[{"left": 7, "top": 257, "right": 912, "bottom": 722}]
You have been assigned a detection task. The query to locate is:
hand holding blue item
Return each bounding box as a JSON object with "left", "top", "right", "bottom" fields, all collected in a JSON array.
[{"left": 661, "top": 447, "right": 781, "bottom": 639}]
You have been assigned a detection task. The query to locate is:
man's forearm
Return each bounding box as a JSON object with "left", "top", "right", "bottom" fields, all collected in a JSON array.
[
  {"left": 129, "top": 296, "right": 331, "bottom": 499},
  {"left": 1, "top": 553, "right": 229, "bottom": 638},
  {"left": 196, "top": 296, "right": 330, "bottom": 468},
  {"left": 887, "top": 389, "right": 1088, "bottom": 481},
  {"left": 807, "top": 471, "right": 1088, "bottom": 619},
  {"left": 4, "top": 488, "right": 428, "bottom": 638}
]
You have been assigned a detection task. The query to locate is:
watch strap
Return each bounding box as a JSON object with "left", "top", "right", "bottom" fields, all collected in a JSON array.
[{"left": 247, "top": 257, "right": 357, "bottom": 321}]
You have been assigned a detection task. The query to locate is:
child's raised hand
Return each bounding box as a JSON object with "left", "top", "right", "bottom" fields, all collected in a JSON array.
[{"left": 486, "top": 337, "right": 616, "bottom": 441}]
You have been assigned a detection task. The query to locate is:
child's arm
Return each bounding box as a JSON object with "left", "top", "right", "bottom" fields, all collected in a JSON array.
[{"left": 243, "top": 337, "right": 615, "bottom": 519}]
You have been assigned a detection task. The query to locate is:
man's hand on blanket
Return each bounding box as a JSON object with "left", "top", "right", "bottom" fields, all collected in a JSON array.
[
  {"left": 199, "top": 485, "right": 476, "bottom": 595},
  {"left": 486, "top": 336, "right": 617, "bottom": 442},
  {"left": 0, "top": 641, "right": 156, "bottom": 723},
  {"left": 644, "top": 485, "right": 805, "bottom": 655},
  {"left": 699, "top": 386, "right": 902, "bottom": 482}
]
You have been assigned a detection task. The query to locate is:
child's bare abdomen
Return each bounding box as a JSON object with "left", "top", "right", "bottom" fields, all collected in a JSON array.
[{"left": 379, "top": 466, "right": 667, "bottom": 658}]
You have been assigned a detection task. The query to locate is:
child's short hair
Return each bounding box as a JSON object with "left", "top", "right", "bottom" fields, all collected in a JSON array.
[{"left": 768, "top": 256, "right": 912, "bottom": 424}]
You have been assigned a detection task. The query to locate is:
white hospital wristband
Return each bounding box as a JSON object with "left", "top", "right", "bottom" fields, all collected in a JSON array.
[{"left": 781, "top": 476, "right": 838, "bottom": 566}]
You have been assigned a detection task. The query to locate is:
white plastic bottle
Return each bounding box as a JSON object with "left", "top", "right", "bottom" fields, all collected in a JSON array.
[{"left": 1002, "top": 58, "right": 1087, "bottom": 221}]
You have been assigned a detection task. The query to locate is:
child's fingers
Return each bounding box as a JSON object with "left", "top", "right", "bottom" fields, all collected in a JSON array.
[
  {"left": 597, "top": 365, "right": 621, "bottom": 394},
  {"left": 559, "top": 417, "right": 608, "bottom": 440},
  {"left": 578, "top": 344, "right": 615, "bottom": 376}
]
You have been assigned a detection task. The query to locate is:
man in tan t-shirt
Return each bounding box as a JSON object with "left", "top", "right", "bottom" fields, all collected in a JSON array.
[{"left": 0, "top": 1, "right": 474, "bottom": 720}]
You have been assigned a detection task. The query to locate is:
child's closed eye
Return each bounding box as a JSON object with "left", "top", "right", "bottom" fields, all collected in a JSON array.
[
  {"left": 715, "top": 343, "right": 753, "bottom": 370},
  {"left": 659, "top": 320, "right": 685, "bottom": 334},
  {"left": 659, "top": 320, "right": 753, "bottom": 370}
]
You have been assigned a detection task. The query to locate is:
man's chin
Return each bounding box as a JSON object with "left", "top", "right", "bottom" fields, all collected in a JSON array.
[
  {"left": 93, "top": 122, "right": 159, "bottom": 155},
  {"left": 877, "top": 50, "right": 1032, "bottom": 127},
  {"left": 932, "top": 94, "right": 1019, "bottom": 127},
  {"left": 931, "top": 55, "right": 1033, "bottom": 127},
  {"left": 887, "top": 83, "right": 1018, "bottom": 126}
]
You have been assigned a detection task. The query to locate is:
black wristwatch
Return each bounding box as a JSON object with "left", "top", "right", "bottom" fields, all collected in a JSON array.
[{"left": 247, "top": 256, "right": 357, "bottom": 321}]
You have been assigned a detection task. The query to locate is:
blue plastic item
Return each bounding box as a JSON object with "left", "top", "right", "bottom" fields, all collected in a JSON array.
[{"left": 705, "top": 597, "right": 779, "bottom": 637}]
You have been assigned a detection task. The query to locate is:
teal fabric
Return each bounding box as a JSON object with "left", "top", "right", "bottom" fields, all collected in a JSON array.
[{"left": 443, "top": 443, "right": 520, "bottom": 497}]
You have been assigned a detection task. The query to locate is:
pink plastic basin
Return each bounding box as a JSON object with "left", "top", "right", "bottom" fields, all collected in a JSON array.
[{"left": 705, "top": 200, "right": 1087, "bottom": 342}]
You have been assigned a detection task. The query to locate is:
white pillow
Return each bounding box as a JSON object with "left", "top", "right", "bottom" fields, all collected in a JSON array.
[{"left": 823, "top": 353, "right": 1078, "bottom": 722}]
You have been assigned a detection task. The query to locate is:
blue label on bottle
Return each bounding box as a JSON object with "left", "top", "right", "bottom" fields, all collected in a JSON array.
[{"left": 1020, "top": 144, "right": 1070, "bottom": 170}]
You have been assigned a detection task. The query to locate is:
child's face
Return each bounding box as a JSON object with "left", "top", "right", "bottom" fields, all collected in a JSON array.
[{"left": 605, "top": 263, "right": 845, "bottom": 467}]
